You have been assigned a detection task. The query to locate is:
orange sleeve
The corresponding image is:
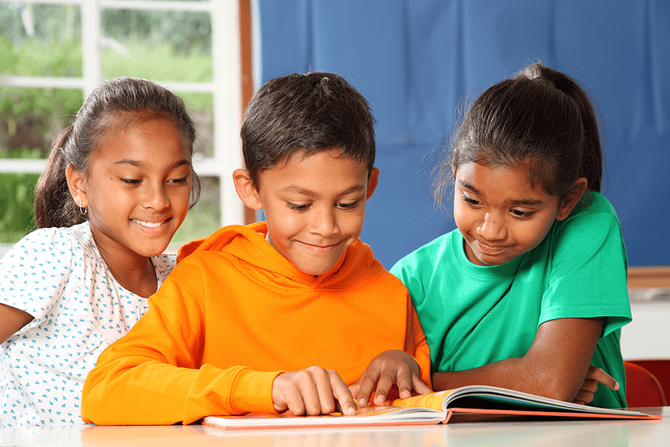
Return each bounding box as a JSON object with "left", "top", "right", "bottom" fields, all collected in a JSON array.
[
  {"left": 404, "top": 293, "right": 432, "bottom": 389},
  {"left": 81, "top": 266, "right": 280, "bottom": 425}
]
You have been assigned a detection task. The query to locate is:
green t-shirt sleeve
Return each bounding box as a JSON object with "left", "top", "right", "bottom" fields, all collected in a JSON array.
[{"left": 540, "top": 204, "right": 632, "bottom": 337}]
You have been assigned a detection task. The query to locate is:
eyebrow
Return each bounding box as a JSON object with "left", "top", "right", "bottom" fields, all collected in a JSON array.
[
  {"left": 459, "top": 179, "right": 544, "bottom": 206},
  {"left": 113, "top": 159, "right": 192, "bottom": 169},
  {"left": 278, "top": 184, "right": 365, "bottom": 197}
]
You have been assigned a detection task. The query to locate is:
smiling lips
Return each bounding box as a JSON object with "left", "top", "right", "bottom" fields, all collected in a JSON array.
[
  {"left": 299, "top": 240, "right": 341, "bottom": 253},
  {"left": 131, "top": 218, "right": 170, "bottom": 229},
  {"left": 474, "top": 238, "right": 508, "bottom": 254}
]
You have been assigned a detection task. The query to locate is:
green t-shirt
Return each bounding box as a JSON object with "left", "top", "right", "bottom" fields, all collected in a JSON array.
[{"left": 391, "top": 193, "right": 631, "bottom": 408}]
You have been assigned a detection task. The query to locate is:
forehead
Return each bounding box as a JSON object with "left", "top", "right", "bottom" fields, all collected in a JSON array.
[
  {"left": 456, "top": 162, "right": 552, "bottom": 201},
  {"left": 257, "top": 150, "right": 369, "bottom": 193},
  {"left": 93, "top": 118, "right": 190, "bottom": 164}
]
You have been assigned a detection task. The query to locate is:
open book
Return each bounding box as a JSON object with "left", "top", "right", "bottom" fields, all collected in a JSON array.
[{"left": 203, "top": 385, "right": 661, "bottom": 430}]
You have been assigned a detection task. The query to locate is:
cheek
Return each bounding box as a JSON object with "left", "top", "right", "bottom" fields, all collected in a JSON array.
[
  {"left": 174, "top": 189, "right": 193, "bottom": 214},
  {"left": 452, "top": 201, "right": 471, "bottom": 229},
  {"left": 517, "top": 221, "right": 553, "bottom": 251},
  {"left": 342, "top": 208, "right": 366, "bottom": 237}
]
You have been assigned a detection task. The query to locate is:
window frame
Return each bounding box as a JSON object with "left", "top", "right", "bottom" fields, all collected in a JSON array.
[{"left": 0, "top": 0, "right": 246, "bottom": 233}]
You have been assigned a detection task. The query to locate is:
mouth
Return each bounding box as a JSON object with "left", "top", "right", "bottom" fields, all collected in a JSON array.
[
  {"left": 474, "top": 239, "right": 509, "bottom": 254},
  {"left": 131, "top": 218, "right": 171, "bottom": 229},
  {"left": 298, "top": 240, "right": 342, "bottom": 254}
]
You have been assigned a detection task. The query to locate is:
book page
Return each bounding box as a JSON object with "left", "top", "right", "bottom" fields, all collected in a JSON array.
[{"left": 389, "top": 389, "right": 453, "bottom": 412}]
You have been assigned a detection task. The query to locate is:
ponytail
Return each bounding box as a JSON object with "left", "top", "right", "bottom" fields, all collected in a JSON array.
[
  {"left": 34, "top": 126, "right": 87, "bottom": 228},
  {"left": 523, "top": 63, "right": 603, "bottom": 193}
]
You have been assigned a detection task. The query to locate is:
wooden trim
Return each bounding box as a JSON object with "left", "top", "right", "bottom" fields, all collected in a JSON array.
[
  {"left": 239, "top": 0, "right": 257, "bottom": 225},
  {"left": 628, "top": 266, "right": 670, "bottom": 288}
]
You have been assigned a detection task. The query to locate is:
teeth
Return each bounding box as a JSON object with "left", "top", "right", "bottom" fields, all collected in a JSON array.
[{"left": 133, "top": 220, "right": 165, "bottom": 228}]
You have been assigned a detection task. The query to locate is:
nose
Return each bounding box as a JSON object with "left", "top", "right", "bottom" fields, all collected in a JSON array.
[
  {"left": 478, "top": 212, "right": 506, "bottom": 241},
  {"left": 310, "top": 206, "right": 339, "bottom": 237},
  {"left": 143, "top": 182, "right": 170, "bottom": 211}
]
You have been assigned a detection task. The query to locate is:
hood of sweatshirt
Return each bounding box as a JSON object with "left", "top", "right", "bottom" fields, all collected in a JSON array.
[{"left": 176, "top": 222, "right": 386, "bottom": 291}]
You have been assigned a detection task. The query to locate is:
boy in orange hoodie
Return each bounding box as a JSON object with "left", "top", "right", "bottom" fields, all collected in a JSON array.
[{"left": 81, "top": 72, "right": 432, "bottom": 425}]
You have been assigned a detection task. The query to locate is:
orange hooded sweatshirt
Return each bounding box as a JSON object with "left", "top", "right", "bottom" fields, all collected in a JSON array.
[{"left": 81, "top": 222, "right": 431, "bottom": 425}]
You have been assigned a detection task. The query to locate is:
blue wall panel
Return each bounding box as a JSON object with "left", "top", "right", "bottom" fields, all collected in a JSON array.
[{"left": 256, "top": 0, "right": 670, "bottom": 268}]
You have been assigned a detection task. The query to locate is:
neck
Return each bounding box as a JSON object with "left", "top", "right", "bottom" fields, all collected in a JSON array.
[{"left": 93, "top": 240, "right": 158, "bottom": 299}]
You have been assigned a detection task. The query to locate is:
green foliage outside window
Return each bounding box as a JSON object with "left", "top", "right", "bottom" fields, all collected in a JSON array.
[{"left": 0, "top": 2, "right": 221, "bottom": 246}]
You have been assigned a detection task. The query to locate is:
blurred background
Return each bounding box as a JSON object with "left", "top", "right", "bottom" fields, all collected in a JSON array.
[
  {"left": 1, "top": 0, "right": 669, "bottom": 271},
  {"left": 0, "top": 0, "right": 238, "bottom": 252}
]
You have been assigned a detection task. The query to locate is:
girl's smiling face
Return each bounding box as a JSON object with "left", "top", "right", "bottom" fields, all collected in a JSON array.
[
  {"left": 68, "top": 117, "right": 193, "bottom": 263},
  {"left": 454, "top": 162, "right": 583, "bottom": 266}
]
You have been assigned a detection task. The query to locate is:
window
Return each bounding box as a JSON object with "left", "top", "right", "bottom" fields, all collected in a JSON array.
[{"left": 0, "top": 0, "right": 246, "bottom": 252}]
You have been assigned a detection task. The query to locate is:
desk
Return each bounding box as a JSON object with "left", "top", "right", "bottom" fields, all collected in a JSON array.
[{"left": 1, "top": 407, "right": 667, "bottom": 447}]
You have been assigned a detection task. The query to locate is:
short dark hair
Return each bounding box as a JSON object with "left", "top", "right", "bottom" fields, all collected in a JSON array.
[
  {"left": 34, "top": 77, "right": 200, "bottom": 228},
  {"left": 434, "top": 62, "right": 603, "bottom": 207},
  {"left": 241, "top": 72, "right": 376, "bottom": 186}
]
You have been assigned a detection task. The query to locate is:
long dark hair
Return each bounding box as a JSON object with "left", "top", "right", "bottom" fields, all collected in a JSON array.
[
  {"left": 34, "top": 77, "right": 200, "bottom": 228},
  {"left": 434, "top": 62, "right": 603, "bottom": 207}
]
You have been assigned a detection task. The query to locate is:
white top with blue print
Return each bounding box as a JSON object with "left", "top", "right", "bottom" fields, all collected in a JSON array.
[{"left": 0, "top": 222, "right": 176, "bottom": 427}]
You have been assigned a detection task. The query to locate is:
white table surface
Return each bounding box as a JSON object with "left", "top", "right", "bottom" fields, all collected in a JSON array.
[{"left": 1, "top": 407, "right": 668, "bottom": 447}]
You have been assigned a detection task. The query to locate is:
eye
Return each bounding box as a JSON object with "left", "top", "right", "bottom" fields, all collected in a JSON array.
[
  {"left": 287, "top": 202, "right": 310, "bottom": 211},
  {"left": 510, "top": 208, "right": 534, "bottom": 218},
  {"left": 121, "top": 178, "right": 142, "bottom": 185},
  {"left": 461, "top": 193, "right": 481, "bottom": 207},
  {"left": 168, "top": 177, "right": 189, "bottom": 184},
  {"left": 337, "top": 201, "right": 360, "bottom": 210}
]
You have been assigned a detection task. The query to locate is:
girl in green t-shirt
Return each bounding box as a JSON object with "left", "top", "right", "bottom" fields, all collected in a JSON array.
[{"left": 392, "top": 62, "right": 631, "bottom": 408}]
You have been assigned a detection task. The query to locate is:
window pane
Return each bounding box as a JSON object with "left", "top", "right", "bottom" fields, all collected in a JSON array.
[
  {"left": 178, "top": 92, "right": 214, "bottom": 158},
  {"left": 171, "top": 175, "right": 221, "bottom": 245},
  {"left": 0, "top": 3, "right": 82, "bottom": 77},
  {"left": 0, "top": 173, "right": 39, "bottom": 244},
  {"left": 101, "top": 8, "right": 212, "bottom": 83},
  {"left": 0, "top": 87, "right": 83, "bottom": 159}
]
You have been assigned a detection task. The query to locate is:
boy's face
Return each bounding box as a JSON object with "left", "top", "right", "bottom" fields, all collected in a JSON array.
[{"left": 236, "top": 150, "right": 378, "bottom": 276}]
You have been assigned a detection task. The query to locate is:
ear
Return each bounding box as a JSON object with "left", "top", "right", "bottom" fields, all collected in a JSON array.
[
  {"left": 233, "top": 169, "right": 263, "bottom": 210},
  {"left": 365, "top": 167, "right": 380, "bottom": 200},
  {"left": 556, "top": 177, "right": 588, "bottom": 221},
  {"left": 65, "top": 164, "right": 89, "bottom": 208}
]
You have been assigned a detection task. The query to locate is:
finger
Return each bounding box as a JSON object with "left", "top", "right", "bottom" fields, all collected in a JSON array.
[
  {"left": 373, "top": 371, "right": 396, "bottom": 406},
  {"left": 396, "top": 368, "right": 414, "bottom": 399},
  {"left": 411, "top": 374, "right": 433, "bottom": 395},
  {"left": 271, "top": 373, "right": 293, "bottom": 413},
  {"left": 314, "top": 369, "right": 337, "bottom": 415},
  {"left": 300, "top": 368, "right": 330, "bottom": 416},
  {"left": 354, "top": 370, "right": 380, "bottom": 408},
  {"left": 584, "top": 365, "right": 599, "bottom": 379},
  {"left": 590, "top": 367, "right": 620, "bottom": 391},
  {"left": 348, "top": 380, "right": 360, "bottom": 400},
  {"left": 329, "top": 371, "right": 357, "bottom": 416},
  {"left": 283, "top": 382, "right": 306, "bottom": 415},
  {"left": 580, "top": 378, "right": 598, "bottom": 394},
  {"left": 572, "top": 389, "right": 595, "bottom": 404}
]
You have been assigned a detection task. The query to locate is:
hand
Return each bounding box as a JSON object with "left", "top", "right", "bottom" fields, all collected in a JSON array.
[
  {"left": 572, "top": 365, "right": 620, "bottom": 404},
  {"left": 272, "top": 366, "right": 357, "bottom": 416},
  {"left": 349, "top": 350, "right": 432, "bottom": 408}
]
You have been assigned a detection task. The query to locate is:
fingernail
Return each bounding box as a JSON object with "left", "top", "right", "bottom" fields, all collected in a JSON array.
[
  {"left": 374, "top": 394, "right": 385, "bottom": 405},
  {"left": 358, "top": 398, "right": 367, "bottom": 407},
  {"left": 614, "top": 381, "right": 620, "bottom": 390}
]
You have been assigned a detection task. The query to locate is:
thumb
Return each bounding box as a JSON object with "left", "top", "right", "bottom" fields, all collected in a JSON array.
[
  {"left": 411, "top": 375, "right": 433, "bottom": 395},
  {"left": 348, "top": 382, "right": 361, "bottom": 399}
]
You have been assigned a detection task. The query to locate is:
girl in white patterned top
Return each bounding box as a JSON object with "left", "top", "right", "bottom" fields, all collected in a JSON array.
[{"left": 0, "top": 77, "right": 200, "bottom": 427}]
